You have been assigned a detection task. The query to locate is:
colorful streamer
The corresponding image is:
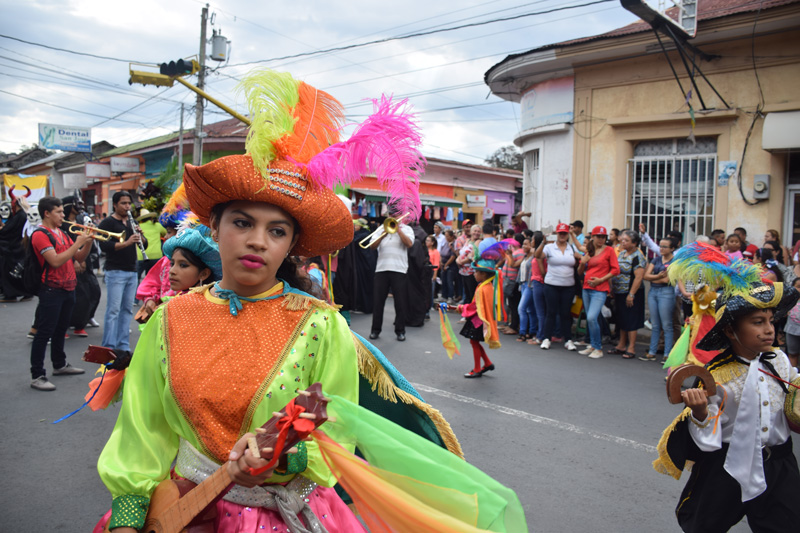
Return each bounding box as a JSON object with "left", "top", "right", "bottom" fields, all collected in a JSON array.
[
  {"left": 315, "top": 395, "right": 528, "bottom": 532},
  {"left": 438, "top": 303, "right": 461, "bottom": 359}
]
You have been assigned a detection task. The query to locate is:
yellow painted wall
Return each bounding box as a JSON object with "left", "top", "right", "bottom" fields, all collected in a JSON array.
[{"left": 572, "top": 27, "right": 800, "bottom": 239}]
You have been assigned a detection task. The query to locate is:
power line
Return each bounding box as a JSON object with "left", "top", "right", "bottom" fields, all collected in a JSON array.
[
  {"left": 223, "top": 0, "right": 615, "bottom": 68},
  {"left": 0, "top": 88, "right": 149, "bottom": 126},
  {"left": 0, "top": 33, "right": 145, "bottom": 63}
]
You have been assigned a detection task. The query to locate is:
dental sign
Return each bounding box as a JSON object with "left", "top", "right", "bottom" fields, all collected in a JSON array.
[{"left": 38, "top": 123, "right": 92, "bottom": 153}]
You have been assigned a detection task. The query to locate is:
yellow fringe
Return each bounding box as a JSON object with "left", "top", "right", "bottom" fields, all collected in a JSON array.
[
  {"left": 652, "top": 407, "right": 692, "bottom": 480},
  {"left": 709, "top": 361, "right": 746, "bottom": 385},
  {"left": 282, "top": 292, "right": 340, "bottom": 312},
  {"left": 487, "top": 340, "right": 501, "bottom": 350},
  {"left": 353, "top": 335, "right": 465, "bottom": 459}
]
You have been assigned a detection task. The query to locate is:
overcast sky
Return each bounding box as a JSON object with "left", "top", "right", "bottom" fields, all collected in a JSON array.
[{"left": 0, "top": 0, "right": 640, "bottom": 165}]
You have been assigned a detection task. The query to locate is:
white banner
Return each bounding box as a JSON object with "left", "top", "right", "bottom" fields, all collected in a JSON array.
[
  {"left": 466, "top": 194, "right": 486, "bottom": 207},
  {"left": 38, "top": 123, "right": 91, "bottom": 153},
  {"left": 86, "top": 163, "right": 111, "bottom": 179},
  {"left": 110, "top": 157, "right": 140, "bottom": 173},
  {"left": 63, "top": 173, "right": 87, "bottom": 189}
]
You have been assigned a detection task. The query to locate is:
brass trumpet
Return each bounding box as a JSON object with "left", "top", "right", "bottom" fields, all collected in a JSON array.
[
  {"left": 358, "top": 213, "right": 409, "bottom": 249},
  {"left": 66, "top": 222, "right": 124, "bottom": 242}
]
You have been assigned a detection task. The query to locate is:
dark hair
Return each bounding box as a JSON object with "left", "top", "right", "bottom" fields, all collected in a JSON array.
[
  {"left": 734, "top": 227, "right": 747, "bottom": 236},
  {"left": 504, "top": 228, "right": 514, "bottom": 239},
  {"left": 757, "top": 248, "right": 783, "bottom": 282},
  {"left": 621, "top": 229, "right": 640, "bottom": 245},
  {"left": 664, "top": 237, "right": 678, "bottom": 250},
  {"left": 209, "top": 201, "right": 313, "bottom": 294},
  {"left": 586, "top": 239, "right": 596, "bottom": 257},
  {"left": 522, "top": 229, "right": 533, "bottom": 239},
  {"left": 610, "top": 228, "right": 620, "bottom": 237},
  {"left": 482, "top": 221, "right": 494, "bottom": 234},
  {"left": 112, "top": 191, "right": 133, "bottom": 205},
  {"left": 38, "top": 196, "right": 61, "bottom": 218},
  {"left": 444, "top": 229, "right": 455, "bottom": 238},
  {"left": 726, "top": 233, "right": 742, "bottom": 243},
  {"left": 764, "top": 240, "right": 784, "bottom": 264},
  {"left": 667, "top": 230, "right": 682, "bottom": 244},
  {"left": 173, "top": 246, "right": 218, "bottom": 283},
  {"left": 710, "top": 229, "right": 725, "bottom": 237},
  {"left": 532, "top": 231, "right": 544, "bottom": 249},
  {"left": 514, "top": 232, "right": 524, "bottom": 246},
  {"left": 571, "top": 220, "right": 584, "bottom": 229}
]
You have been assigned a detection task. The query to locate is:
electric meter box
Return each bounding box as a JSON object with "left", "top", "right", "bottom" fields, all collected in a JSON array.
[{"left": 753, "top": 174, "right": 770, "bottom": 200}]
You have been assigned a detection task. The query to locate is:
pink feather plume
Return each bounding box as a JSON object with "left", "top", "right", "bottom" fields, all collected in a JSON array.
[{"left": 303, "top": 96, "right": 425, "bottom": 221}]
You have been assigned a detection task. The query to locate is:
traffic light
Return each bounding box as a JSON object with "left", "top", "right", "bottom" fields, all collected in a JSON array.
[{"left": 159, "top": 58, "right": 200, "bottom": 77}]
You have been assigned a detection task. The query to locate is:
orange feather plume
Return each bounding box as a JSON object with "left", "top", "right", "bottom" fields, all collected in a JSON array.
[{"left": 272, "top": 82, "right": 345, "bottom": 164}]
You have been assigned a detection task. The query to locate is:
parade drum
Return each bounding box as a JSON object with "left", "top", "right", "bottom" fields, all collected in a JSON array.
[
  {"left": 666, "top": 364, "right": 717, "bottom": 404},
  {"left": 784, "top": 376, "right": 800, "bottom": 428}
]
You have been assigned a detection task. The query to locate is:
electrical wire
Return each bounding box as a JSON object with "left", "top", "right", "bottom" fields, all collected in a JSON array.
[
  {"left": 223, "top": 0, "right": 616, "bottom": 67},
  {"left": 0, "top": 88, "right": 149, "bottom": 126},
  {"left": 0, "top": 33, "right": 146, "bottom": 63}
]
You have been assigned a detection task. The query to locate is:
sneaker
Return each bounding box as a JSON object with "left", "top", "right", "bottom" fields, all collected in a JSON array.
[
  {"left": 588, "top": 349, "right": 604, "bottom": 359},
  {"left": 73, "top": 329, "right": 89, "bottom": 337},
  {"left": 540, "top": 338, "right": 551, "bottom": 350},
  {"left": 31, "top": 376, "right": 56, "bottom": 391},
  {"left": 565, "top": 340, "right": 577, "bottom": 351},
  {"left": 88, "top": 318, "right": 100, "bottom": 327},
  {"left": 52, "top": 363, "right": 85, "bottom": 376},
  {"left": 644, "top": 320, "right": 652, "bottom": 330},
  {"left": 579, "top": 346, "right": 594, "bottom": 355},
  {"left": 27, "top": 331, "right": 35, "bottom": 339}
]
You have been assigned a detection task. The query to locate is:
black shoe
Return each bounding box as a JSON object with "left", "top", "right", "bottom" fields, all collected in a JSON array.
[
  {"left": 464, "top": 370, "right": 482, "bottom": 378},
  {"left": 481, "top": 363, "right": 495, "bottom": 373},
  {"left": 396, "top": 333, "right": 406, "bottom": 341},
  {"left": 369, "top": 332, "right": 380, "bottom": 340}
]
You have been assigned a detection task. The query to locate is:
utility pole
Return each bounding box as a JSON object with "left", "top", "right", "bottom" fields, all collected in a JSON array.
[
  {"left": 193, "top": 4, "right": 208, "bottom": 166},
  {"left": 178, "top": 102, "right": 184, "bottom": 171}
]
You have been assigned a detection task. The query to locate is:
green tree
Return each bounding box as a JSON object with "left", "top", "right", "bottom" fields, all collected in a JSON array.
[{"left": 484, "top": 145, "right": 523, "bottom": 171}]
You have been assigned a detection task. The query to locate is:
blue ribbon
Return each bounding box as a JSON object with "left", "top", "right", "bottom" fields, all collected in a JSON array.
[
  {"left": 212, "top": 281, "right": 309, "bottom": 316},
  {"left": 52, "top": 362, "right": 114, "bottom": 424}
]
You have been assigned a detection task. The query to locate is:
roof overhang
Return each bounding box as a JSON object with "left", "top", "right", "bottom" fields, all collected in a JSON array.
[{"left": 485, "top": 4, "right": 800, "bottom": 102}]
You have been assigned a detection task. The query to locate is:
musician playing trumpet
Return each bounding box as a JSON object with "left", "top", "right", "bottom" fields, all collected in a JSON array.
[{"left": 97, "top": 191, "right": 148, "bottom": 352}]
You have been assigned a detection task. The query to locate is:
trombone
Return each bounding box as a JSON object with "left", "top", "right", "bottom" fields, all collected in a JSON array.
[
  {"left": 358, "top": 213, "right": 409, "bottom": 249},
  {"left": 66, "top": 222, "right": 125, "bottom": 242}
]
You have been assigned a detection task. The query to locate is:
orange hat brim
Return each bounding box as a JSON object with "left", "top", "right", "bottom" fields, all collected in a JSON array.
[{"left": 183, "top": 154, "right": 353, "bottom": 257}]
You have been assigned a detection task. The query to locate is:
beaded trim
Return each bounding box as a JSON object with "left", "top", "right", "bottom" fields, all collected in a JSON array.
[
  {"left": 269, "top": 183, "right": 303, "bottom": 201},
  {"left": 272, "top": 176, "right": 307, "bottom": 192},
  {"left": 265, "top": 168, "right": 306, "bottom": 181}
]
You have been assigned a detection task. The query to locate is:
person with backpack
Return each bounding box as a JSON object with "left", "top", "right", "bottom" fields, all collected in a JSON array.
[{"left": 28, "top": 196, "right": 93, "bottom": 391}]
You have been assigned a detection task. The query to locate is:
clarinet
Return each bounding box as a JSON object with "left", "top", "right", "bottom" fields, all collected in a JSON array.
[{"left": 127, "top": 210, "right": 148, "bottom": 260}]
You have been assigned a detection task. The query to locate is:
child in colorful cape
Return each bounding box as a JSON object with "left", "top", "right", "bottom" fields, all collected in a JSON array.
[
  {"left": 95, "top": 70, "right": 462, "bottom": 533},
  {"left": 457, "top": 257, "right": 501, "bottom": 378},
  {"left": 653, "top": 281, "right": 800, "bottom": 533}
]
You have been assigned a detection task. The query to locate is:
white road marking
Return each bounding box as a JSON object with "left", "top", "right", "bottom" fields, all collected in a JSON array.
[{"left": 412, "top": 382, "right": 657, "bottom": 454}]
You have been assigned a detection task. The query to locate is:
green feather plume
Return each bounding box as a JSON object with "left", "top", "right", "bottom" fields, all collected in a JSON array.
[{"left": 238, "top": 69, "right": 301, "bottom": 176}]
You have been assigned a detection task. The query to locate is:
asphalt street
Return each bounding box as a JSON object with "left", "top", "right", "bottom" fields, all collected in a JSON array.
[{"left": 2, "top": 292, "right": 796, "bottom": 532}]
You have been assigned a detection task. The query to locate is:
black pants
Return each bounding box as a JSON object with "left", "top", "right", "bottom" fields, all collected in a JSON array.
[
  {"left": 30, "top": 287, "right": 75, "bottom": 379},
  {"left": 371, "top": 271, "right": 409, "bottom": 335},
  {"left": 677, "top": 438, "right": 800, "bottom": 533},
  {"left": 137, "top": 259, "right": 159, "bottom": 281},
  {"left": 462, "top": 274, "right": 477, "bottom": 306},
  {"left": 504, "top": 281, "right": 521, "bottom": 331},
  {"left": 542, "top": 283, "right": 574, "bottom": 341},
  {"left": 71, "top": 269, "right": 101, "bottom": 329}
]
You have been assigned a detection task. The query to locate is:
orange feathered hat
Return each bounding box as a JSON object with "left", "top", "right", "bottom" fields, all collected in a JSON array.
[
  {"left": 184, "top": 156, "right": 352, "bottom": 257},
  {"left": 182, "top": 69, "right": 425, "bottom": 258}
]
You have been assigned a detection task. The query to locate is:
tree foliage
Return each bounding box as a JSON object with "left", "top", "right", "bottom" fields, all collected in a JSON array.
[{"left": 484, "top": 145, "right": 523, "bottom": 171}]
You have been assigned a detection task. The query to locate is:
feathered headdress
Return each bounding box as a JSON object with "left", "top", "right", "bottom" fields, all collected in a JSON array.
[
  {"left": 238, "top": 70, "right": 424, "bottom": 221},
  {"left": 159, "top": 182, "right": 197, "bottom": 229},
  {"left": 668, "top": 242, "right": 764, "bottom": 300}
]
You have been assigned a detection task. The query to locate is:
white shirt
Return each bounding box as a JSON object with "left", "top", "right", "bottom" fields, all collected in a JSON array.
[
  {"left": 542, "top": 242, "right": 577, "bottom": 286},
  {"left": 689, "top": 350, "right": 797, "bottom": 501},
  {"left": 435, "top": 233, "right": 447, "bottom": 254},
  {"left": 375, "top": 225, "right": 415, "bottom": 274}
]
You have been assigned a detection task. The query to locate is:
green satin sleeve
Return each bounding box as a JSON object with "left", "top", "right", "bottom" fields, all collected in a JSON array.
[
  {"left": 97, "top": 307, "right": 178, "bottom": 528},
  {"left": 246, "top": 308, "right": 359, "bottom": 488}
]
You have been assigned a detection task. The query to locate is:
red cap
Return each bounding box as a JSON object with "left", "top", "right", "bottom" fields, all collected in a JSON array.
[
  {"left": 742, "top": 244, "right": 758, "bottom": 258},
  {"left": 555, "top": 223, "right": 570, "bottom": 233},
  {"left": 591, "top": 226, "right": 608, "bottom": 236}
]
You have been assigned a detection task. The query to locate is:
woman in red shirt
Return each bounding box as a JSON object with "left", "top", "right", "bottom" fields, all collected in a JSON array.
[{"left": 577, "top": 226, "right": 619, "bottom": 358}]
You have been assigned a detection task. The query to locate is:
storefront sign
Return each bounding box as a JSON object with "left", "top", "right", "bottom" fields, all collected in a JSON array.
[
  {"left": 466, "top": 194, "right": 486, "bottom": 207},
  {"left": 38, "top": 123, "right": 91, "bottom": 153},
  {"left": 110, "top": 157, "right": 140, "bottom": 173},
  {"left": 85, "top": 162, "right": 111, "bottom": 179},
  {"left": 63, "top": 173, "right": 87, "bottom": 189}
]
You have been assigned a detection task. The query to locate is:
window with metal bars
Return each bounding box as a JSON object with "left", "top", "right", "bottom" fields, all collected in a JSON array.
[{"left": 625, "top": 137, "right": 717, "bottom": 245}]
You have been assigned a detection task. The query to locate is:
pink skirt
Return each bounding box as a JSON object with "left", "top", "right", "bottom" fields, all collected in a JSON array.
[{"left": 94, "top": 486, "right": 366, "bottom": 533}]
